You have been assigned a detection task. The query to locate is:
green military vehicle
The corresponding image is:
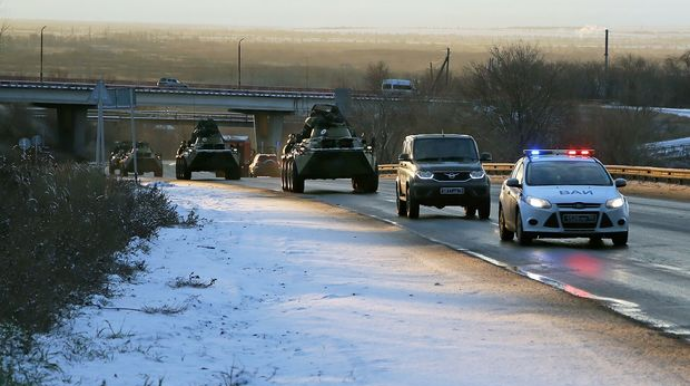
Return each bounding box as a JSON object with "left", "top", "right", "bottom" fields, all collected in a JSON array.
[
  {"left": 175, "top": 118, "right": 241, "bottom": 180},
  {"left": 281, "top": 104, "right": 378, "bottom": 193},
  {"left": 119, "top": 142, "right": 163, "bottom": 177}
]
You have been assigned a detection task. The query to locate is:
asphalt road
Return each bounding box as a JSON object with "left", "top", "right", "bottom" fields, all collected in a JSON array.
[{"left": 163, "top": 169, "right": 690, "bottom": 340}]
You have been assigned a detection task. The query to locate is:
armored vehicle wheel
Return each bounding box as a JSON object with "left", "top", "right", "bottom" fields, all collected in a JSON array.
[
  {"left": 286, "top": 161, "right": 293, "bottom": 192},
  {"left": 281, "top": 162, "right": 287, "bottom": 191},
  {"left": 406, "top": 187, "right": 420, "bottom": 219},
  {"left": 225, "top": 167, "right": 241, "bottom": 180},
  {"left": 351, "top": 177, "right": 361, "bottom": 193},
  {"left": 176, "top": 158, "right": 191, "bottom": 180},
  {"left": 175, "top": 159, "right": 183, "bottom": 179},
  {"left": 396, "top": 184, "right": 407, "bottom": 217},
  {"left": 352, "top": 173, "right": 378, "bottom": 194},
  {"left": 368, "top": 173, "right": 379, "bottom": 193},
  {"left": 292, "top": 160, "right": 304, "bottom": 193}
]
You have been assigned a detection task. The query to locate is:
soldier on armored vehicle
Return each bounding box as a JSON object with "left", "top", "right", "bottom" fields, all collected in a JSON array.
[
  {"left": 109, "top": 141, "right": 131, "bottom": 175},
  {"left": 281, "top": 104, "right": 378, "bottom": 194}
]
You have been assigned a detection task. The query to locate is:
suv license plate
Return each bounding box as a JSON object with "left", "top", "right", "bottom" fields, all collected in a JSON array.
[
  {"left": 440, "top": 187, "right": 464, "bottom": 195},
  {"left": 562, "top": 214, "right": 596, "bottom": 223}
]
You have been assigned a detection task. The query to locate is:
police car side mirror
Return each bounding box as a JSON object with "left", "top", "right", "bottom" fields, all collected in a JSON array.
[
  {"left": 505, "top": 178, "right": 522, "bottom": 188},
  {"left": 615, "top": 178, "right": 627, "bottom": 188},
  {"left": 398, "top": 153, "right": 411, "bottom": 162},
  {"left": 480, "top": 152, "right": 492, "bottom": 162}
]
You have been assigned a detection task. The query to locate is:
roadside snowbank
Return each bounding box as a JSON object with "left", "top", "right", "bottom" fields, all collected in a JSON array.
[{"left": 40, "top": 181, "right": 690, "bottom": 386}]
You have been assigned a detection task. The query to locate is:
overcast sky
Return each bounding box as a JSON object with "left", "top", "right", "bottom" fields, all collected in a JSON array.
[{"left": 2, "top": 0, "right": 688, "bottom": 29}]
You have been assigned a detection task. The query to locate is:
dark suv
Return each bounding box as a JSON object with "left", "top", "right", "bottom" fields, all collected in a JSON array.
[{"left": 396, "top": 134, "right": 492, "bottom": 219}]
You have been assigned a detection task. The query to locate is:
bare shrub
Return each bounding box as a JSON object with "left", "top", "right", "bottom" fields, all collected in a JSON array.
[
  {"left": 569, "top": 107, "right": 657, "bottom": 165},
  {"left": 466, "top": 44, "right": 570, "bottom": 158},
  {"left": 0, "top": 160, "right": 179, "bottom": 334},
  {"left": 363, "top": 61, "right": 390, "bottom": 93}
]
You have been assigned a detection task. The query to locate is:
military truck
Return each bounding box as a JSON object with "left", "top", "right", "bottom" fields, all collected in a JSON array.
[
  {"left": 281, "top": 104, "right": 378, "bottom": 193},
  {"left": 175, "top": 118, "right": 241, "bottom": 180},
  {"left": 119, "top": 142, "right": 163, "bottom": 177}
]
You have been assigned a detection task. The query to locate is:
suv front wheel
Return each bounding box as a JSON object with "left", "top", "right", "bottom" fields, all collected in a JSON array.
[
  {"left": 396, "top": 183, "right": 407, "bottom": 217},
  {"left": 478, "top": 199, "right": 491, "bottom": 220},
  {"left": 406, "top": 187, "right": 420, "bottom": 219}
]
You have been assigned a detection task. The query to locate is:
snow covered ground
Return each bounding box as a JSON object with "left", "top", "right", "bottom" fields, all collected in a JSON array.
[{"left": 38, "top": 181, "right": 690, "bottom": 386}]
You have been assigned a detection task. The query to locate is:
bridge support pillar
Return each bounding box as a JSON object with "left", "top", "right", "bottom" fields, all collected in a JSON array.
[
  {"left": 57, "top": 105, "right": 89, "bottom": 160},
  {"left": 253, "top": 113, "right": 284, "bottom": 154}
]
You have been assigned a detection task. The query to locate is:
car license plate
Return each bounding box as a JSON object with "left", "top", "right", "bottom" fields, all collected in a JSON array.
[
  {"left": 562, "top": 213, "right": 596, "bottom": 223},
  {"left": 440, "top": 187, "right": 464, "bottom": 195}
]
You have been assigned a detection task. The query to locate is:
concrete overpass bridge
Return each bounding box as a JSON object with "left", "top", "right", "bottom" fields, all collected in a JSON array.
[{"left": 0, "top": 78, "right": 340, "bottom": 157}]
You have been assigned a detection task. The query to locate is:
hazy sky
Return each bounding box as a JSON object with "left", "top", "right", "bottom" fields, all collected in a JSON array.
[{"left": 2, "top": 0, "right": 689, "bottom": 29}]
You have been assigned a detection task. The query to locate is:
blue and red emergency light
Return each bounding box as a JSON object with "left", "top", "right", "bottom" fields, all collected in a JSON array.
[{"left": 524, "top": 149, "right": 595, "bottom": 157}]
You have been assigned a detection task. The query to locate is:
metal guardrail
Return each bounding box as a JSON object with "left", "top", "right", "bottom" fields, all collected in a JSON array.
[
  {"left": 606, "top": 165, "right": 690, "bottom": 183},
  {"left": 378, "top": 163, "right": 690, "bottom": 184}
]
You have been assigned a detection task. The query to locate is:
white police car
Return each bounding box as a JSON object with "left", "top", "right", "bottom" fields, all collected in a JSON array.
[{"left": 498, "top": 149, "right": 629, "bottom": 246}]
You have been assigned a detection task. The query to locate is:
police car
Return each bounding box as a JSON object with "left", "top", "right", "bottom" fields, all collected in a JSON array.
[{"left": 498, "top": 149, "right": 629, "bottom": 246}]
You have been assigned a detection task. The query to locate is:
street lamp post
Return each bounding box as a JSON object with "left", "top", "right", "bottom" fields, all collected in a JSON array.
[
  {"left": 238, "top": 37, "right": 246, "bottom": 87},
  {"left": 40, "top": 26, "right": 47, "bottom": 82}
]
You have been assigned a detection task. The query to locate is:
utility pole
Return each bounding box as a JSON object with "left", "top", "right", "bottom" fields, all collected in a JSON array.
[
  {"left": 238, "top": 37, "right": 246, "bottom": 87},
  {"left": 40, "top": 26, "right": 47, "bottom": 82},
  {"left": 445, "top": 47, "right": 450, "bottom": 87},
  {"left": 430, "top": 48, "right": 451, "bottom": 95},
  {"left": 604, "top": 29, "right": 610, "bottom": 99},
  {"left": 129, "top": 88, "right": 139, "bottom": 183}
]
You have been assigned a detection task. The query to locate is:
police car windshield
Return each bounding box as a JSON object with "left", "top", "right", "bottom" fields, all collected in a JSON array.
[
  {"left": 527, "top": 161, "right": 612, "bottom": 186},
  {"left": 413, "top": 138, "right": 478, "bottom": 162}
]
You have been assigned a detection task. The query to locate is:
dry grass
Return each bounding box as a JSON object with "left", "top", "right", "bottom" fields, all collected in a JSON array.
[
  {"left": 2, "top": 22, "right": 690, "bottom": 88},
  {"left": 0, "top": 158, "right": 180, "bottom": 333}
]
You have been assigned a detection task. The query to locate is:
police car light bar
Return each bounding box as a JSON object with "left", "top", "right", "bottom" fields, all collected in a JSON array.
[{"left": 524, "top": 149, "right": 595, "bottom": 156}]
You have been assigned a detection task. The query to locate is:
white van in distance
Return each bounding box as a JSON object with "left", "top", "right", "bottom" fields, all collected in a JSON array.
[{"left": 381, "top": 79, "right": 415, "bottom": 97}]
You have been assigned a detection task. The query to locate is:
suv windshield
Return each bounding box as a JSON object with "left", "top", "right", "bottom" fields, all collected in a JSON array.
[
  {"left": 413, "top": 138, "right": 478, "bottom": 162},
  {"left": 527, "top": 161, "right": 612, "bottom": 186}
]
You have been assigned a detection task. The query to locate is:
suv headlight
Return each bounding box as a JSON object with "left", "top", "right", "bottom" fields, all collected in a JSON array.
[
  {"left": 606, "top": 196, "right": 625, "bottom": 209},
  {"left": 470, "top": 171, "right": 485, "bottom": 179},
  {"left": 415, "top": 171, "right": 434, "bottom": 180},
  {"left": 525, "top": 196, "right": 552, "bottom": 209}
]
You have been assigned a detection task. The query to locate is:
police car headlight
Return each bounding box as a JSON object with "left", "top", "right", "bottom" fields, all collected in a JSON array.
[
  {"left": 606, "top": 197, "right": 625, "bottom": 209},
  {"left": 470, "top": 171, "right": 485, "bottom": 179},
  {"left": 526, "top": 196, "right": 552, "bottom": 209},
  {"left": 415, "top": 171, "right": 434, "bottom": 180}
]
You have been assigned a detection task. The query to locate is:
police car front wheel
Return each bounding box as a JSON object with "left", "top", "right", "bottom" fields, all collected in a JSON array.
[{"left": 612, "top": 232, "right": 628, "bottom": 247}]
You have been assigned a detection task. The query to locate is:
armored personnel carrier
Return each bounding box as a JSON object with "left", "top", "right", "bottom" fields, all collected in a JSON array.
[
  {"left": 175, "top": 118, "right": 241, "bottom": 180},
  {"left": 281, "top": 104, "right": 378, "bottom": 193},
  {"left": 119, "top": 142, "right": 163, "bottom": 177}
]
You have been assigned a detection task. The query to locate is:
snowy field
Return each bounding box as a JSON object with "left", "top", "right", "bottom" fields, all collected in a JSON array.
[{"left": 37, "top": 181, "right": 690, "bottom": 386}]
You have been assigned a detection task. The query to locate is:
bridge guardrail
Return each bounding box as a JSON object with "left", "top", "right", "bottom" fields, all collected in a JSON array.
[{"left": 377, "top": 163, "right": 690, "bottom": 184}]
